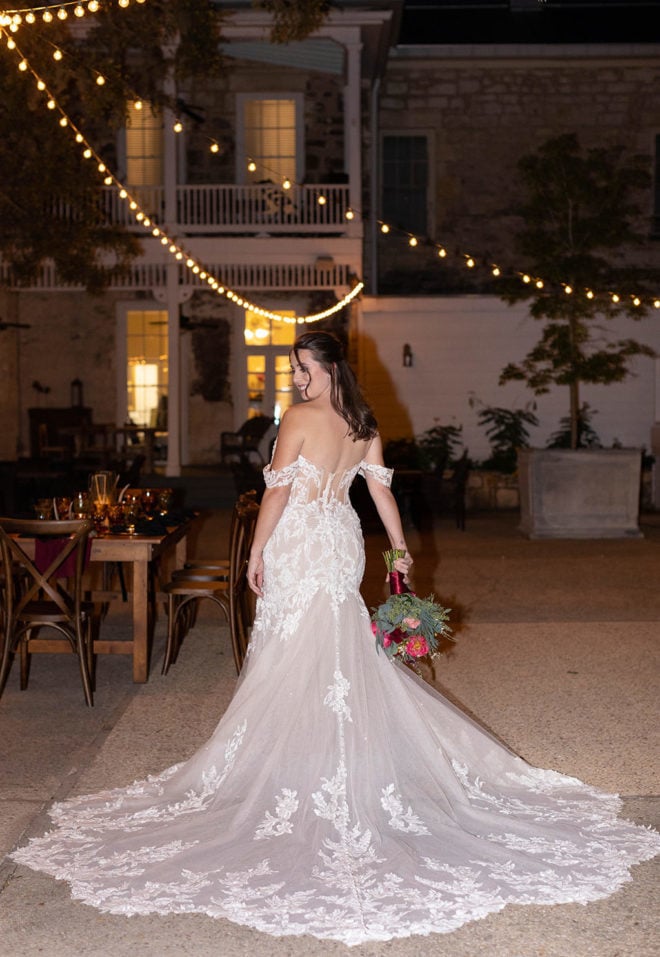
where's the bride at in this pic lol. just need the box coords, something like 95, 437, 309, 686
11, 330, 660, 946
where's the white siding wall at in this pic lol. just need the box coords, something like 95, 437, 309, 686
359, 296, 660, 462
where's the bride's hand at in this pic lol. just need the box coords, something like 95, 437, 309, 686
247, 552, 264, 597
392, 550, 413, 583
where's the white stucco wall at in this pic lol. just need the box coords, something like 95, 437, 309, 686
358, 296, 660, 462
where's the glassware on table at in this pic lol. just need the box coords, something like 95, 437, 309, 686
89, 471, 118, 506
33, 499, 53, 520
91, 501, 109, 532
54, 497, 72, 520
141, 488, 156, 515
157, 488, 174, 515
71, 491, 90, 519
107, 504, 125, 529
121, 501, 139, 535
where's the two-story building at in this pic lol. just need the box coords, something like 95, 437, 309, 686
1, 0, 659, 480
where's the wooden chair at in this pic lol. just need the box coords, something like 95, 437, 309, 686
220, 415, 274, 466
161, 495, 259, 676
0, 518, 95, 706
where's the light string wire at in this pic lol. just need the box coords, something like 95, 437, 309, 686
0, 1, 145, 26
246, 159, 660, 313
0, 27, 364, 324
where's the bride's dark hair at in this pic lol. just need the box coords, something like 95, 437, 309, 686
292, 330, 378, 440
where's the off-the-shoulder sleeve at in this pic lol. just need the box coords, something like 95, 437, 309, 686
263, 459, 299, 488
358, 462, 393, 487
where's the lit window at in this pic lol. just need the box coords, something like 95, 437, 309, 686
126, 310, 168, 428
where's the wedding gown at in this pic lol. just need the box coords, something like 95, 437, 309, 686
11, 456, 660, 946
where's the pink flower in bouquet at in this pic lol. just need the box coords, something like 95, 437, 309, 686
403, 616, 421, 630
405, 636, 429, 658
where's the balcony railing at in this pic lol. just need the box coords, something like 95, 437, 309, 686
99, 183, 353, 234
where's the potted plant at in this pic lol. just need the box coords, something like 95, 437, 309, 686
497, 134, 659, 538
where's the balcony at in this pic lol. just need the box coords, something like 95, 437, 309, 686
100, 183, 355, 235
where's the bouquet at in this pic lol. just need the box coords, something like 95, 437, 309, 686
371, 549, 452, 666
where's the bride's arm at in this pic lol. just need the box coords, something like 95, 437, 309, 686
247, 409, 304, 597
362, 435, 413, 577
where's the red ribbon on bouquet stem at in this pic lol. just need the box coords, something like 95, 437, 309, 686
388, 570, 411, 595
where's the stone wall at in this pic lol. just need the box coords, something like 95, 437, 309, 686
376, 53, 660, 292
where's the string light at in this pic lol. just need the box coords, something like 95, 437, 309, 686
3, 30, 655, 316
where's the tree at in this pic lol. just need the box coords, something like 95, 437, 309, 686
497, 133, 658, 449
0, 1, 327, 291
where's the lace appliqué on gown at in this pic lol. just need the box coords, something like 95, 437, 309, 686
10, 454, 660, 946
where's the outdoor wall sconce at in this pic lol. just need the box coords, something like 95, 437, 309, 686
402, 343, 414, 367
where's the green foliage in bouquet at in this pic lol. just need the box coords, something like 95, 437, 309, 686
371, 550, 452, 666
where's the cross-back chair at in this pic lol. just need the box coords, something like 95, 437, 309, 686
161, 494, 259, 676
0, 518, 95, 706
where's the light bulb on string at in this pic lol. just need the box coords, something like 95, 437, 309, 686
96, 74, 105, 86
466, 257, 475, 268
74, 6, 85, 17
247, 160, 257, 173
345, 208, 354, 220
564, 285, 573, 295
18, 58, 27, 70
380, 223, 390, 234
57, 8, 68, 21
586, 289, 594, 299
611, 293, 620, 303
210, 141, 219, 154
317, 195, 327, 206
43, 11, 53, 23
173, 120, 183, 133
535, 279, 544, 289
438, 247, 447, 258
492, 265, 500, 276
53, 49, 63, 61
26, 13, 36, 24
408, 236, 418, 247
282, 178, 291, 190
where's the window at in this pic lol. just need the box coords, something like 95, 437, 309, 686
125, 101, 163, 186
244, 310, 296, 425
126, 310, 168, 429
237, 95, 302, 184
382, 135, 429, 236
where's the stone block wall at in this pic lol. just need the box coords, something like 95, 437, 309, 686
376, 53, 660, 291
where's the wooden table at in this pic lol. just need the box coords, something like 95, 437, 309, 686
20, 522, 190, 683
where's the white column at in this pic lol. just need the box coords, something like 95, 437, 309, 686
162, 40, 181, 476
165, 263, 181, 477
344, 38, 363, 240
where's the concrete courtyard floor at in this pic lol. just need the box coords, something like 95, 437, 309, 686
0, 509, 658, 957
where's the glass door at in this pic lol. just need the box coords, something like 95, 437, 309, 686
244, 310, 297, 425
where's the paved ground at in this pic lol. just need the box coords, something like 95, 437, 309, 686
1, 510, 658, 957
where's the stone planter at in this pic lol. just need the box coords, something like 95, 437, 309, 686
517, 448, 643, 539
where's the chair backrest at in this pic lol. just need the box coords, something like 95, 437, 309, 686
238, 415, 273, 442
228, 498, 259, 667
0, 518, 93, 622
